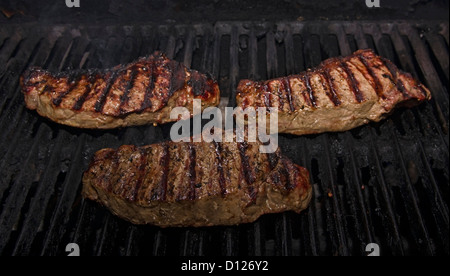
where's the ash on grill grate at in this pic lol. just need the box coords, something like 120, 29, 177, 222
0, 21, 448, 256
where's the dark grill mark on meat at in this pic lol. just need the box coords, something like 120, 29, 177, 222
169, 60, 187, 96
95, 70, 119, 112
93, 149, 116, 190
235, 49, 431, 136
82, 140, 312, 227
73, 73, 96, 110
187, 144, 197, 200
380, 58, 411, 99
157, 143, 170, 201
52, 74, 79, 106
396, 79, 410, 99
132, 148, 148, 201
214, 141, 227, 196
281, 158, 294, 190
282, 77, 295, 112
380, 58, 398, 83
318, 72, 340, 106
189, 71, 208, 97
303, 73, 317, 107
263, 84, 271, 108
119, 67, 138, 114
358, 54, 384, 99
238, 142, 257, 202
322, 70, 341, 106
22, 51, 220, 129
238, 142, 252, 184
276, 82, 285, 110
267, 151, 280, 170
340, 61, 364, 103
105, 151, 120, 193
141, 62, 156, 111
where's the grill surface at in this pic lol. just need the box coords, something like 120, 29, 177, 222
0, 21, 448, 256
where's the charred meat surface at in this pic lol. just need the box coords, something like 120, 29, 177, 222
236, 49, 431, 135
21, 51, 220, 129
82, 140, 311, 227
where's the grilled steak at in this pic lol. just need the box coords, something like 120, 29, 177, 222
21, 52, 220, 129
236, 49, 431, 135
82, 139, 311, 227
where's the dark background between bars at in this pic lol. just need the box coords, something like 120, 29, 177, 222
0, 0, 448, 256
0, 0, 449, 24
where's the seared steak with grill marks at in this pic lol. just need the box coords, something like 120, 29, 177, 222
236, 49, 431, 135
82, 140, 311, 227
21, 52, 220, 129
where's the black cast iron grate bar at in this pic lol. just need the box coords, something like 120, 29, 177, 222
0, 124, 47, 251
345, 132, 376, 245
402, 24, 449, 107
331, 24, 411, 256
298, 140, 320, 256
385, 26, 449, 151
368, 127, 405, 255
371, 25, 444, 254
382, 28, 450, 227
0, 46, 55, 202
425, 31, 449, 81
0, 36, 44, 141
389, 121, 435, 254
0, 37, 44, 169
0, 33, 75, 255
0, 37, 43, 115
342, 24, 409, 254
398, 25, 449, 137
0, 31, 23, 77
11, 130, 69, 256
0, 35, 68, 148
40, 133, 88, 255
27, 35, 92, 256
417, 138, 449, 225
366, 25, 431, 254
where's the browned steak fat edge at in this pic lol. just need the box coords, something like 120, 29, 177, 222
82, 140, 312, 227
21, 51, 220, 129
236, 49, 431, 136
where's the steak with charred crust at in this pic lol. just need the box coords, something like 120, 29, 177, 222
236, 49, 431, 135
21, 51, 220, 129
82, 139, 311, 227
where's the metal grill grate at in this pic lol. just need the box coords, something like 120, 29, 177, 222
0, 21, 448, 256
